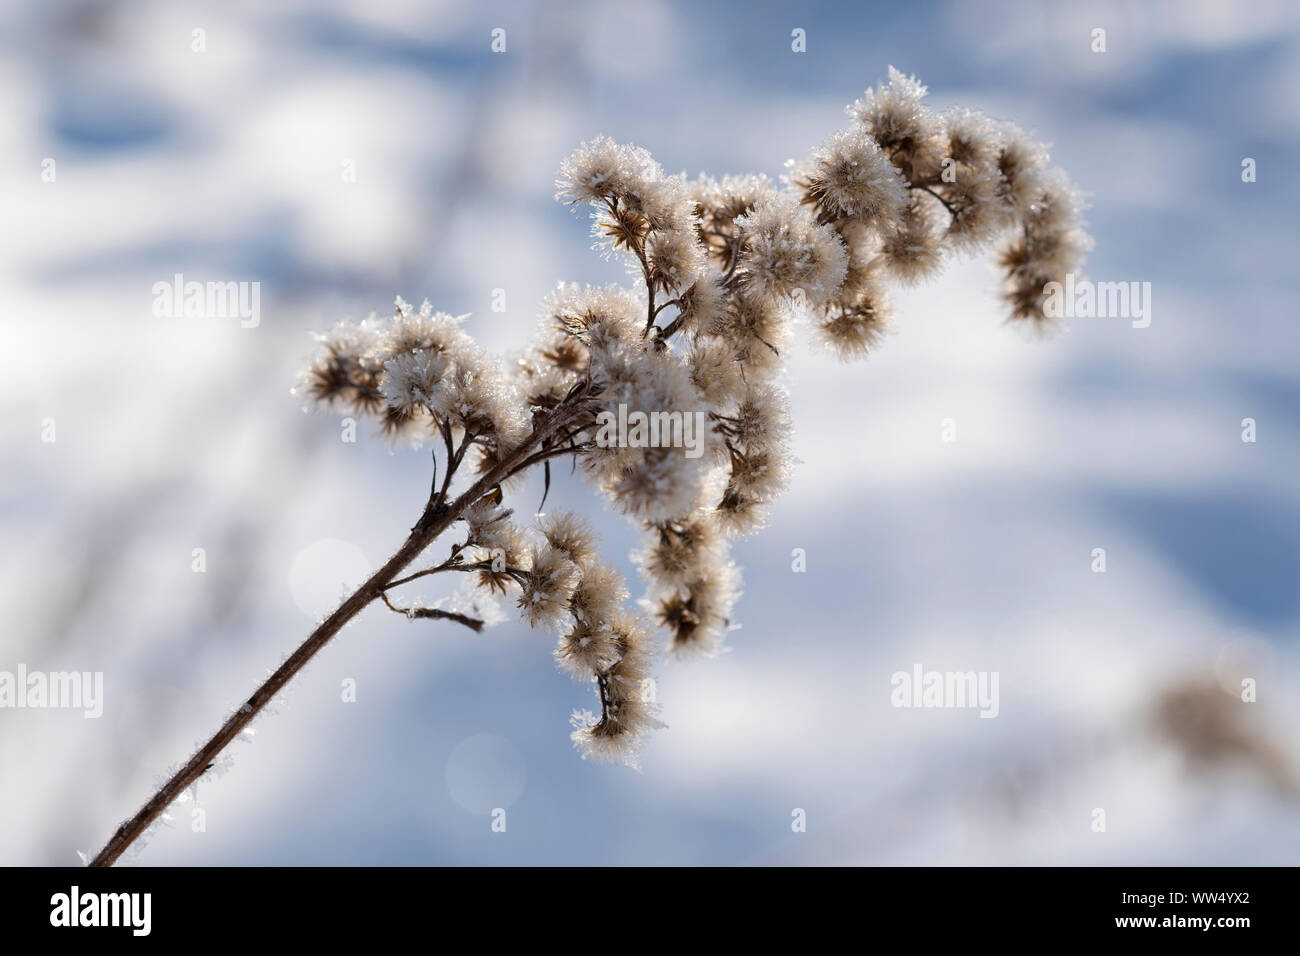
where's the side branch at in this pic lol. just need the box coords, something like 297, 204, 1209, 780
380, 592, 484, 632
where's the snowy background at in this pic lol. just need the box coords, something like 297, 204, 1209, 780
3, 0, 1299, 865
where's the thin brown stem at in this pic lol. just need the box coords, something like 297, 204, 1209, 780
659, 308, 695, 342
506, 440, 595, 479
88, 389, 588, 867
383, 553, 464, 591
652, 296, 682, 319
722, 236, 742, 284
603, 196, 658, 338
909, 183, 957, 219
380, 592, 484, 632
436, 420, 459, 503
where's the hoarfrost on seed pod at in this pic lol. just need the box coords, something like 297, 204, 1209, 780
295, 68, 1089, 766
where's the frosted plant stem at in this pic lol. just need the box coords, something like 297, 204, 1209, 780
88, 396, 584, 867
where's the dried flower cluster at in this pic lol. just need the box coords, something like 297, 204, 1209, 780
797, 67, 1092, 351
88, 69, 1090, 867
294, 68, 1089, 768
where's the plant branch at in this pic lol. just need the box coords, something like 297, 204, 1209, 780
380, 592, 484, 632
506, 439, 595, 480
909, 183, 957, 218
603, 196, 658, 339
87, 388, 588, 867
383, 553, 464, 591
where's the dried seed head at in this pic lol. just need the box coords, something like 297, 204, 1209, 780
537, 511, 598, 567
735, 193, 849, 308
795, 126, 910, 227
518, 545, 581, 631
847, 66, 945, 183
816, 295, 891, 362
